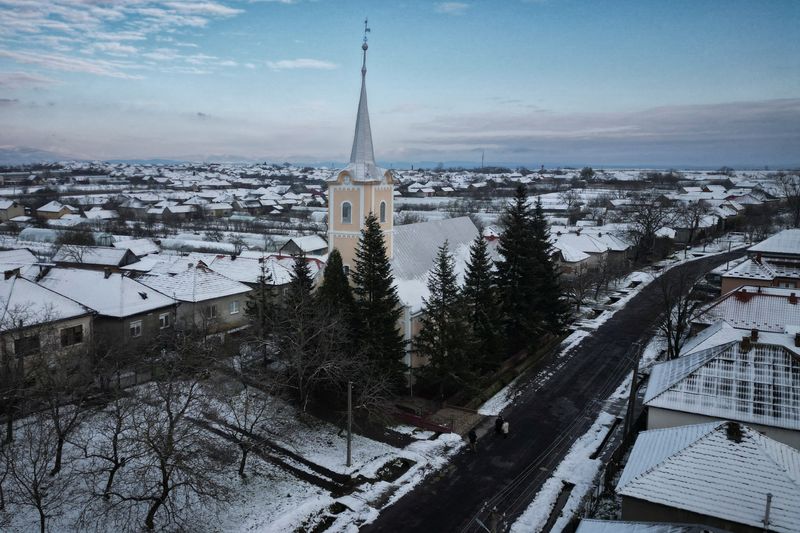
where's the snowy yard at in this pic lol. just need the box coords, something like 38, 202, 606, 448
1, 378, 463, 533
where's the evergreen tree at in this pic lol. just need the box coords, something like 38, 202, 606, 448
462, 234, 503, 372
530, 197, 568, 332
316, 249, 354, 316
287, 253, 314, 302
495, 185, 543, 353
351, 213, 406, 384
415, 242, 474, 398
245, 260, 274, 338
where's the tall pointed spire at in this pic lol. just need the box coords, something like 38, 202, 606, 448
349, 18, 375, 166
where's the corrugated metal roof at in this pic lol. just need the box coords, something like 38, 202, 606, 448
616, 422, 800, 533
645, 338, 800, 431
576, 519, 727, 533
697, 286, 800, 333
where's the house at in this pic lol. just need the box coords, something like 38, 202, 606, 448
0, 199, 25, 221
138, 263, 251, 334
693, 286, 800, 334
52, 245, 139, 271
0, 249, 40, 280
279, 235, 328, 257
644, 321, 800, 448
36, 200, 77, 220
720, 256, 800, 294
0, 275, 93, 365
112, 238, 159, 258
39, 268, 177, 353
616, 421, 800, 533
203, 203, 233, 217
747, 229, 800, 261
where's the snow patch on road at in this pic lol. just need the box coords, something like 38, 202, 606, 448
510, 376, 631, 533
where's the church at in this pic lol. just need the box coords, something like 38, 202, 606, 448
327, 29, 480, 372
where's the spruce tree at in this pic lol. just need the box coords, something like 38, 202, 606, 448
462, 234, 503, 372
351, 213, 405, 384
245, 260, 274, 338
415, 242, 473, 398
287, 253, 314, 301
530, 197, 568, 332
316, 249, 354, 314
495, 185, 543, 353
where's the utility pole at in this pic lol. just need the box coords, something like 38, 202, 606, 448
623, 342, 642, 438
346, 380, 353, 467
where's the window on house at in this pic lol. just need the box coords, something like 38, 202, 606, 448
229, 300, 239, 314
60, 325, 83, 347
379, 201, 386, 223
205, 305, 218, 319
342, 202, 352, 224
159, 313, 170, 329
14, 334, 40, 356
129, 320, 142, 338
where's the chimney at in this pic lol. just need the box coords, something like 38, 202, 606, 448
755, 252, 762, 264
726, 421, 742, 443
4, 269, 16, 280
795, 333, 800, 348
104, 267, 112, 279
790, 293, 798, 305
741, 336, 751, 352
750, 328, 759, 341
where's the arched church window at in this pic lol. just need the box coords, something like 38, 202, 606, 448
379, 201, 387, 223
342, 202, 352, 224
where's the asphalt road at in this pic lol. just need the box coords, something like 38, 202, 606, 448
362, 251, 743, 533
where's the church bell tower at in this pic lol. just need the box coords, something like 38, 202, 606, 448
327, 20, 394, 270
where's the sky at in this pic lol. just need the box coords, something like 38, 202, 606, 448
0, 0, 798, 168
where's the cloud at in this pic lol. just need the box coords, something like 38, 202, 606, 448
93, 42, 138, 56
0, 49, 141, 79
163, 2, 243, 17
0, 71, 58, 88
0, 98, 20, 106
399, 98, 800, 166
266, 58, 338, 71
435, 2, 470, 15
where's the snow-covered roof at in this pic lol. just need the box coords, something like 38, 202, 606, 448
645, 336, 800, 431
695, 286, 800, 333
552, 233, 609, 255
53, 245, 135, 267
281, 235, 328, 254
749, 229, 800, 257
391, 217, 478, 312
554, 242, 591, 263
39, 268, 175, 318
0, 249, 37, 265
0, 276, 90, 331
112, 238, 159, 257
575, 520, 727, 533
616, 421, 800, 533
0, 199, 19, 209
138, 264, 251, 302
723, 257, 800, 284
36, 200, 75, 213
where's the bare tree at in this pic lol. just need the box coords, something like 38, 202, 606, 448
202, 371, 279, 477
106, 379, 230, 531
657, 267, 704, 360
563, 263, 596, 313
622, 191, 677, 262
1, 416, 74, 533
776, 172, 800, 227
677, 200, 712, 252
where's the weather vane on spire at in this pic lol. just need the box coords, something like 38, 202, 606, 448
361, 17, 370, 76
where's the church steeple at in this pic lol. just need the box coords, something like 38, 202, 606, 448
350, 18, 375, 166
328, 19, 394, 266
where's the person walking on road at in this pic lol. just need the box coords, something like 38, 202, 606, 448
501, 420, 509, 438
468, 429, 477, 452
494, 416, 504, 436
